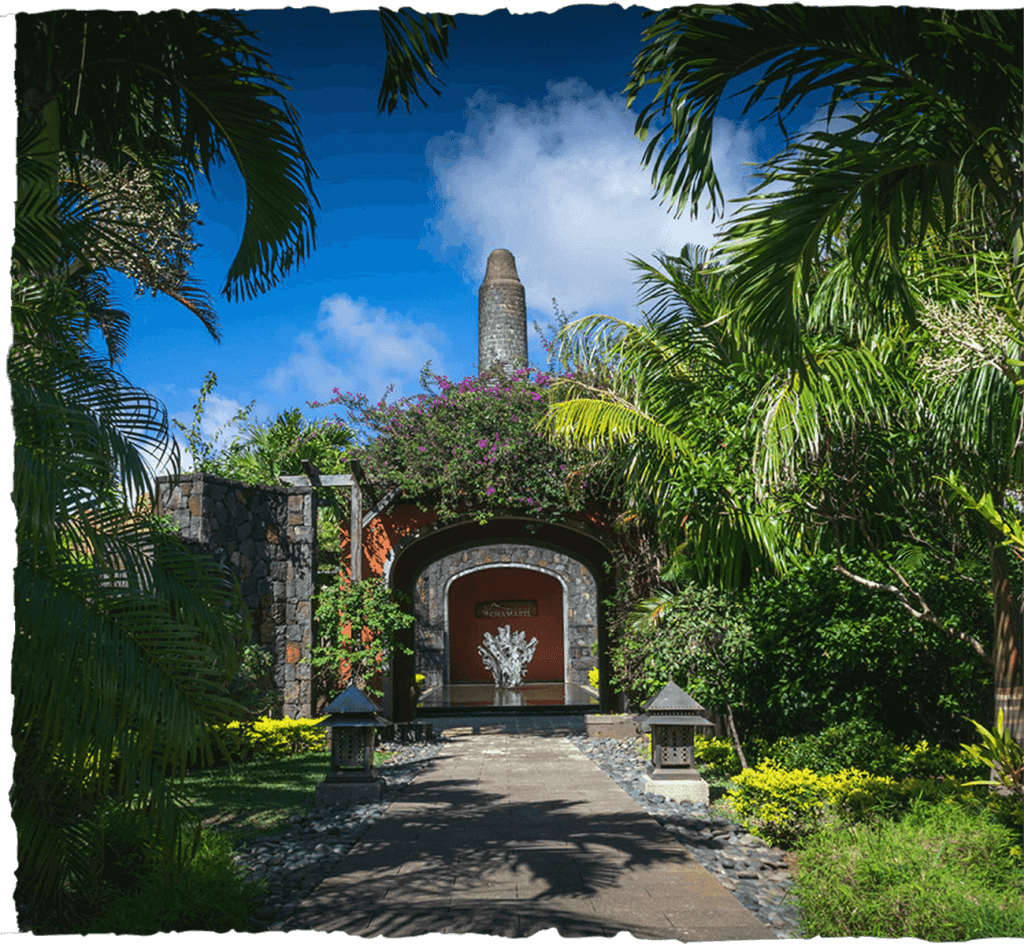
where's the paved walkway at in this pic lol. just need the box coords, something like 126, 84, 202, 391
293, 722, 771, 940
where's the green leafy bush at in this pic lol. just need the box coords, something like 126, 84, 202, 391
607, 553, 993, 749
765, 718, 900, 774
311, 574, 414, 701
762, 719, 986, 781
226, 642, 278, 719
740, 552, 993, 745
889, 738, 986, 781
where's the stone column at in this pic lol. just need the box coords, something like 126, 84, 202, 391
478, 248, 527, 371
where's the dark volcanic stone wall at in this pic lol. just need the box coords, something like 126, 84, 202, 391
156, 472, 317, 718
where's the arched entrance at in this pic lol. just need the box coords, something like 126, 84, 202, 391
448, 567, 564, 683
384, 515, 616, 719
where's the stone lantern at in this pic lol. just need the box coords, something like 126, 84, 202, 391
313, 683, 388, 808
637, 681, 714, 804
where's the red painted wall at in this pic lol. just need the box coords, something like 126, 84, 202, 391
448, 568, 563, 683
339, 504, 438, 579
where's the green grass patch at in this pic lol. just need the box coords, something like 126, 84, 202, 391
794, 799, 1024, 940
183, 748, 395, 842
183, 751, 332, 841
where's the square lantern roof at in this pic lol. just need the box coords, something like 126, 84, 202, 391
638, 681, 712, 732
641, 681, 707, 714
319, 683, 388, 727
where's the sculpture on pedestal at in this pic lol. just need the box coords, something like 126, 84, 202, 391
479, 623, 538, 690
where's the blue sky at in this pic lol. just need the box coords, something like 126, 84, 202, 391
92, 2, 819, 469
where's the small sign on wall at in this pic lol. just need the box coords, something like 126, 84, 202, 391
475, 600, 537, 619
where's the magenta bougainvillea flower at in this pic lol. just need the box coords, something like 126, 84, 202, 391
322, 365, 591, 524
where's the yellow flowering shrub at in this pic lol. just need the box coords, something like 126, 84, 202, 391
209, 717, 328, 764
890, 738, 985, 780
729, 760, 829, 846
694, 735, 741, 778
730, 756, 995, 848
588, 667, 600, 689
728, 760, 899, 846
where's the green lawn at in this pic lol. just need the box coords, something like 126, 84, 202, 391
183, 749, 395, 843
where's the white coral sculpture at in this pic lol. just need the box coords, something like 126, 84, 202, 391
478, 624, 538, 689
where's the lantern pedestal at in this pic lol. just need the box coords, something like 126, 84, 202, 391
641, 767, 710, 805
314, 778, 384, 808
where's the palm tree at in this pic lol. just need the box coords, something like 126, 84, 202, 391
624, 5, 1023, 740
544, 247, 792, 589
11, 10, 326, 925
218, 408, 354, 486
626, 6, 1022, 363
548, 248, 1010, 734
10, 277, 247, 924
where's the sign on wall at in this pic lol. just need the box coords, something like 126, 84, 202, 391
475, 600, 537, 619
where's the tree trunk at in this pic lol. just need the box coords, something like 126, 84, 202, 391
989, 524, 1023, 745
725, 703, 749, 770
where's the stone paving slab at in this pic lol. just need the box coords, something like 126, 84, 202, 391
292, 731, 772, 940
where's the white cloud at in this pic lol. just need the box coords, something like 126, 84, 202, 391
422, 79, 761, 321
264, 294, 447, 403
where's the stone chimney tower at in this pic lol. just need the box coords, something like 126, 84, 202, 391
478, 248, 527, 371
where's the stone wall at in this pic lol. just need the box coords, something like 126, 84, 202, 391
411, 543, 599, 691
155, 472, 317, 718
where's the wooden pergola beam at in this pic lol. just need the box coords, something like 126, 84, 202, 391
278, 465, 401, 584
278, 474, 354, 487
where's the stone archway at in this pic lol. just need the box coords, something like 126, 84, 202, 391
409, 542, 599, 695
384, 514, 615, 719
447, 566, 565, 684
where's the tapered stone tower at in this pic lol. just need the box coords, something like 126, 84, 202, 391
478, 248, 527, 371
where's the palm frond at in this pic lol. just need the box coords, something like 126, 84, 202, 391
754, 338, 914, 489
377, 8, 456, 114
17, 10, 320, 303
11, 267, 244, 917
626, 6, 1023, 365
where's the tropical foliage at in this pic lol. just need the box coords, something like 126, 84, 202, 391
639, 6, 1023, 738
12, 9, 323, 926
612, 584, 753, 767
626, 6, 1022, 363
173, 370, 352, 487
543, 5, 1024, 739
311, 575, 415, 703
960, 711, 1024, 798
377, 8, 457, 114
545, 246, 789, 588
10, 293, 248, 925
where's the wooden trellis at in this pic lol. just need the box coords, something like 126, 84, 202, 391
279, 459, 399, 583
